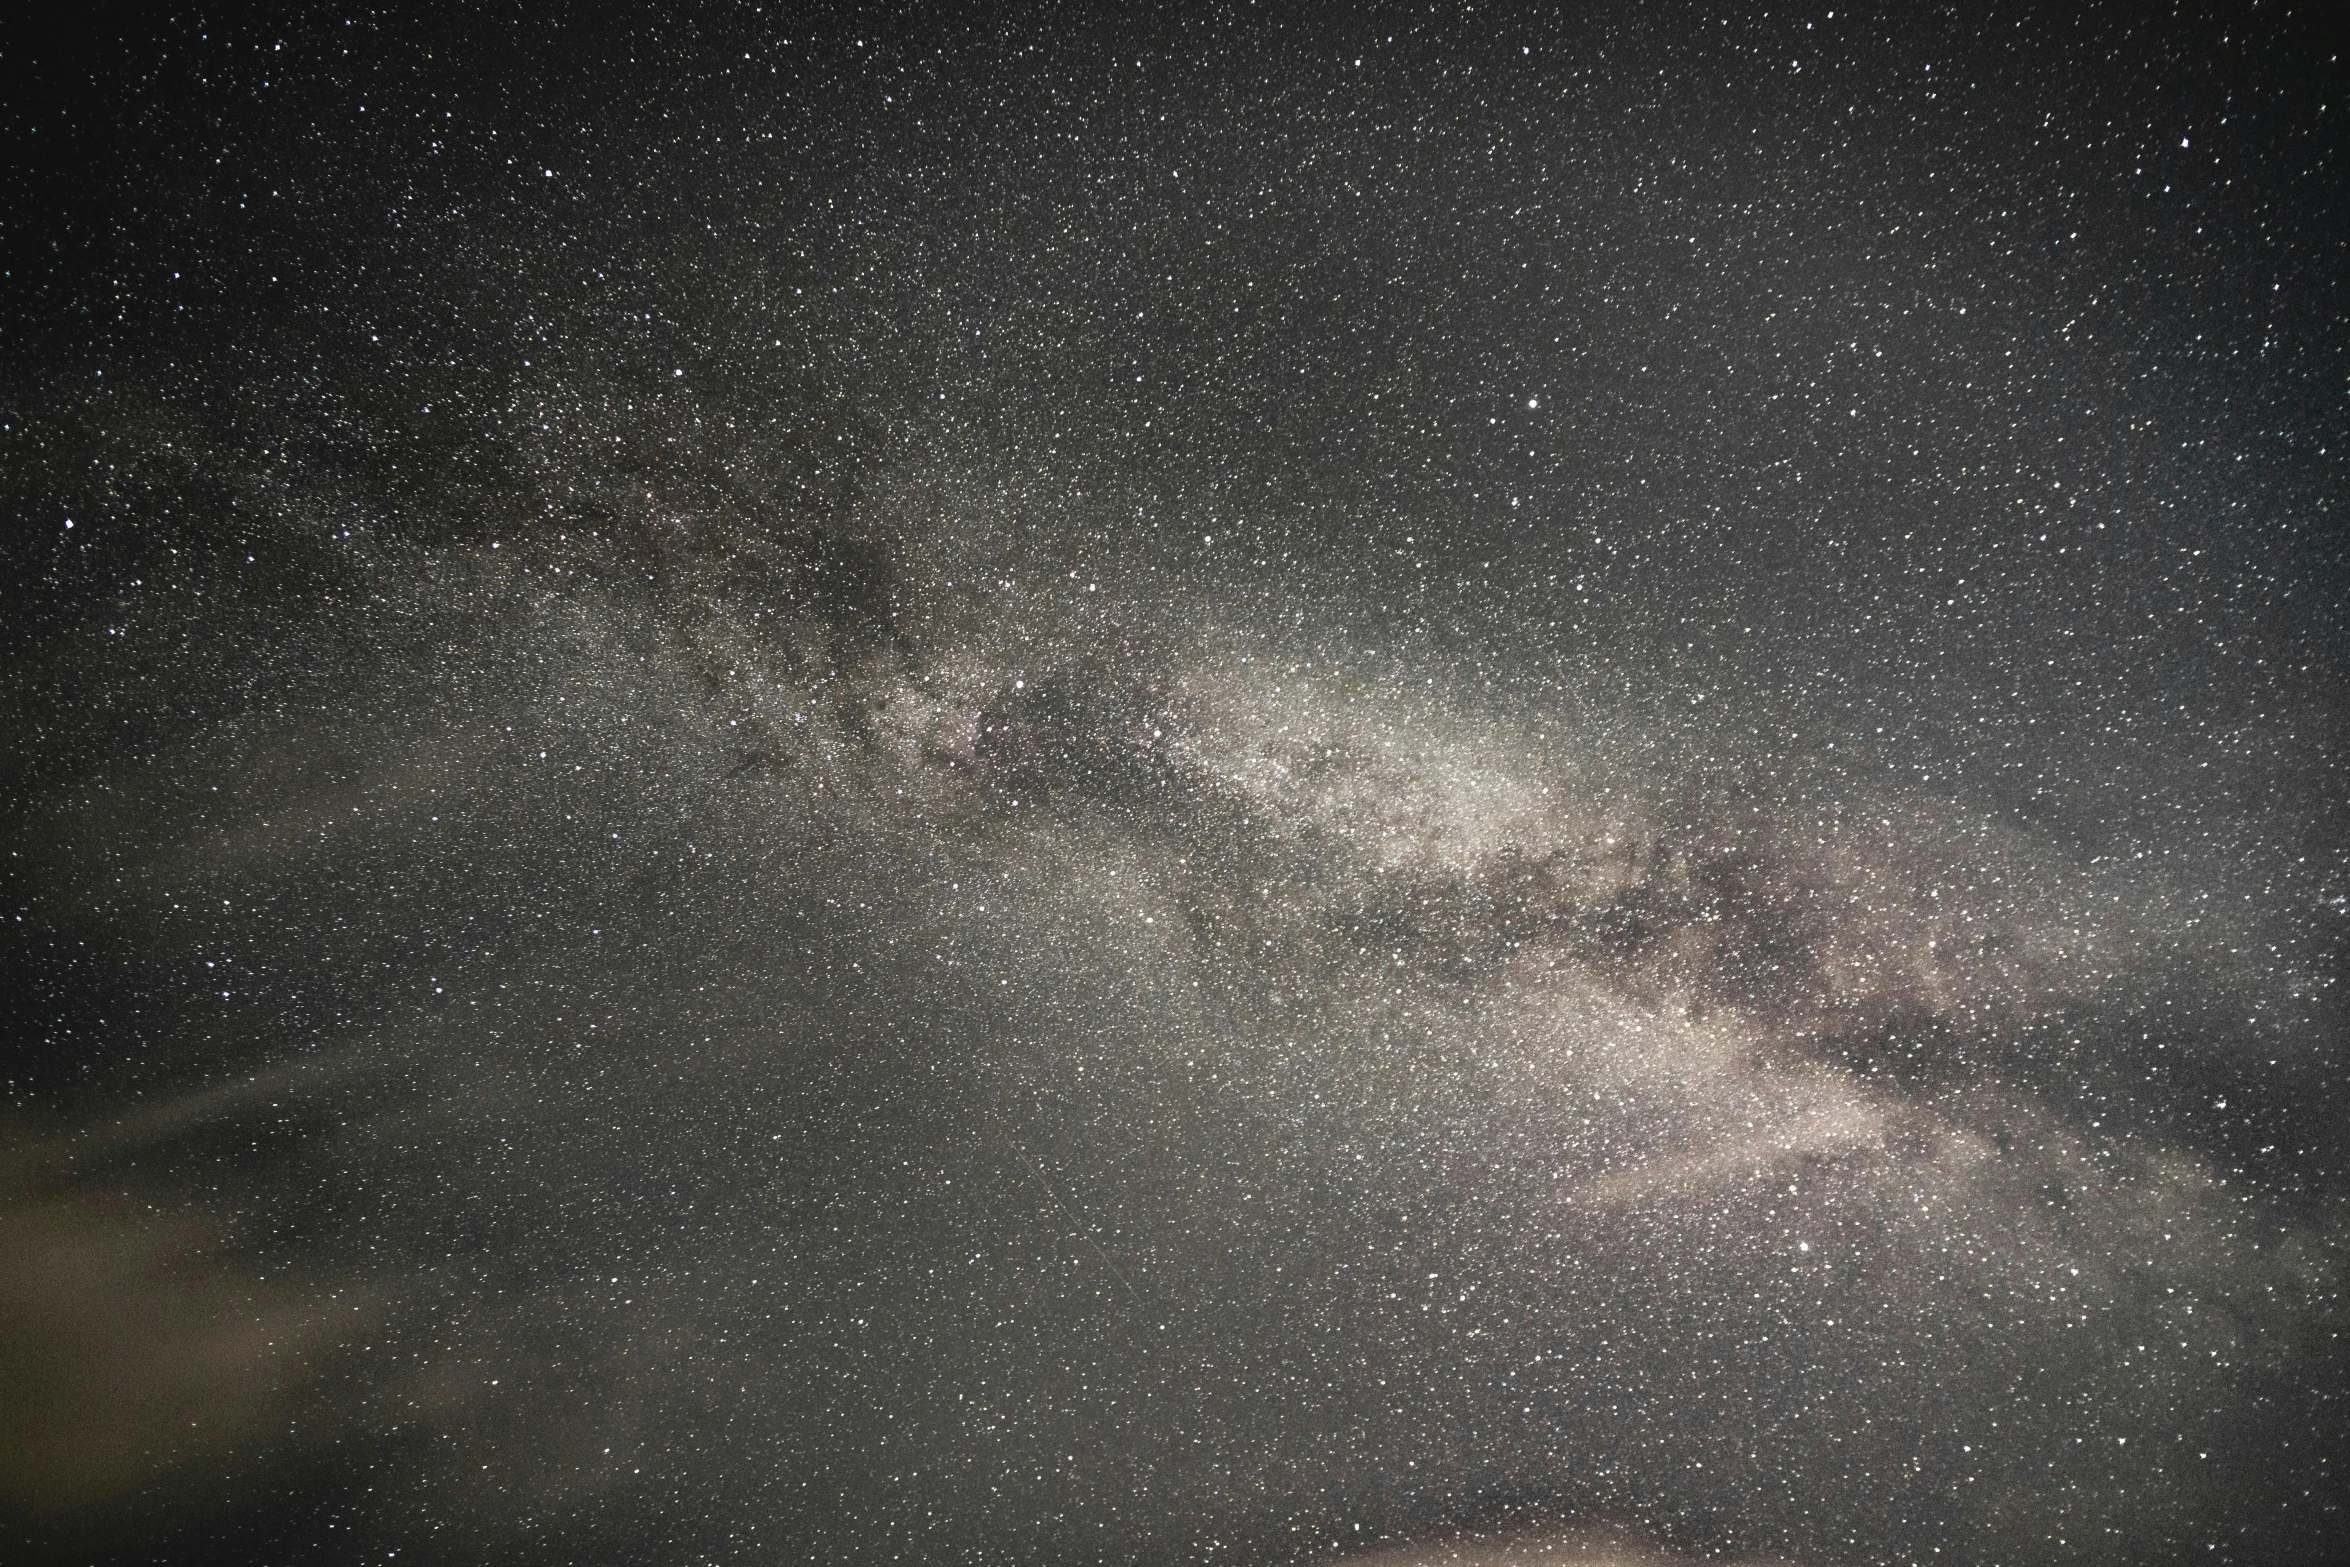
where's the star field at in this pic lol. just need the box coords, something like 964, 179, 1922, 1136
3, 5, 2346, 1565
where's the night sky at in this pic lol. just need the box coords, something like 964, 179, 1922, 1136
5, 4, 2347, 1564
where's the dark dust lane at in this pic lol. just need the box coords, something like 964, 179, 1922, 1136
4, 5, 2345, 1564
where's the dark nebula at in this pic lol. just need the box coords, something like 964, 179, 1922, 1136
4, 5, 2346, 1564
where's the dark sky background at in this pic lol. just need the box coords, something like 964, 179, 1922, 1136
4, 3, 2347, 1564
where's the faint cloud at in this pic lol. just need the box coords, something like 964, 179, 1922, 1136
0, 1121, 347, 1518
